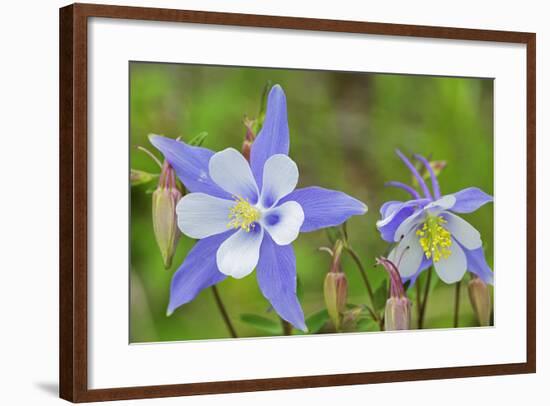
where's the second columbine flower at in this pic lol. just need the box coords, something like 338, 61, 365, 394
377, 150, 494, 285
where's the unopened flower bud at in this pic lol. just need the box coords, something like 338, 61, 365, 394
468, 276, 492, 326
130, 169, 155, 186
324, 240, 348, 331
385, 296, 412, 331
341, 306, 364, 332
242, 117, 256, 162
152, 161, 183, 269
413, 159, 447, 188
376, 257, 411, 331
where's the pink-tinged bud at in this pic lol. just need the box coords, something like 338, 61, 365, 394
324, 240, 348, 331
413, 159, 447, 187
242, 117, 256, 162
376, 257, 411, 331
384, 296, 412, 331
468, 276, 492, 326
341, 306, 365, 331
429, 160, 447, 176
152, 161, 183, 269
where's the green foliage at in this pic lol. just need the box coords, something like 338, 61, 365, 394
240, 314, 282, 335
356, 318, 379, 332
188, 131, 208, 146
305, 309, 329, 333
372, 282, 388, 312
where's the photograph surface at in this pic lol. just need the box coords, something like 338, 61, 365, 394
129, 62, 494, 343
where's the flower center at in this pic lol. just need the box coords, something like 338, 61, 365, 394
416, 215, 452, 262
227, 196, 260, 232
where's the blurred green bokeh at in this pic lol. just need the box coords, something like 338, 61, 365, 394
129, 62, 494, 343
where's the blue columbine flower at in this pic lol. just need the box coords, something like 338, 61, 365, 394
150, 85, 367, 331
376, 150, 493, 285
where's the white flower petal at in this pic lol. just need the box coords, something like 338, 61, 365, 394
443, 212, 482, 250
425, 195, 456, 213
262, 201, 305, 245
393, 210, 425, 242
434, 238, 467, 283
209, 148, 259, 202
216, 227, 264, 279
176, 193, 234, 239
388, 229, 424, 278
260, 154, 299, 208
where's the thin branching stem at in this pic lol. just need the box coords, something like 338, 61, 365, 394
136, 145, 163, 168
418, 267, 433, 329
211, 285, 237, 338
280, 318, 292, 336
453, 280, 462, 328
415, 278, 422, 328
364, 304, 379, 323
344, 246, 381, 327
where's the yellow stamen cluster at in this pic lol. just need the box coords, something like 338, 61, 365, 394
227, 196, 260, 232
416, 215, 452, 262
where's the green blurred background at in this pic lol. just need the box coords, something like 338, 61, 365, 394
129, 62, 494, 343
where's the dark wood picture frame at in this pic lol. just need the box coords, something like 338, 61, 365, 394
59, 3, 536, 402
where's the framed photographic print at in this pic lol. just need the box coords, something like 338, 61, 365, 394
59, 3, 536, 402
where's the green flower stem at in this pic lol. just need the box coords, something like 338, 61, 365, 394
415, 280, 422, 328
280, 318, 292, 336
136, 145, 163, 168
364, 305, 379, 323
211, 285, 238, 338
418, 267, 433, 329
453, 280, 462, 328
345, 246, 382, 327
